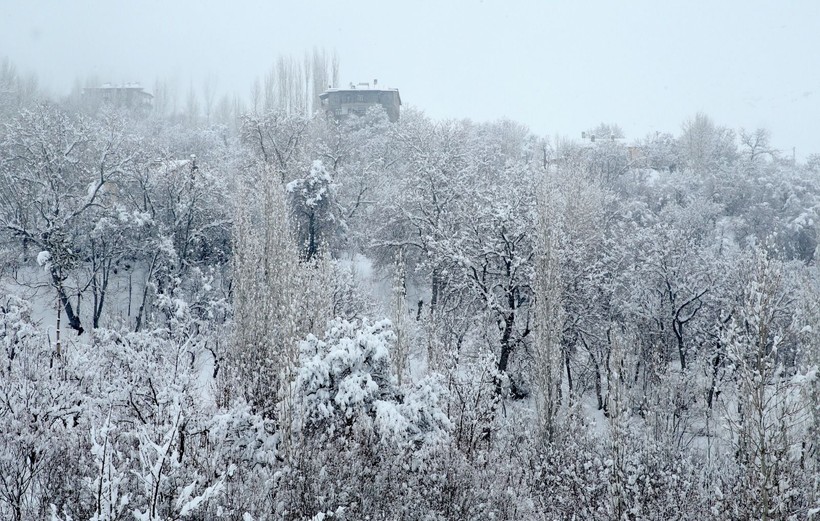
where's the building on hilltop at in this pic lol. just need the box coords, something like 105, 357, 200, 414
319, 80, 401, 122
82, 83, 153, 112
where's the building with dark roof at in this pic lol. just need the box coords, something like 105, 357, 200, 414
319, 81, 401, 122
82, 83, 153, 112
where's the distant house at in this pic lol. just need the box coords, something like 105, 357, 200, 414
319, 80, 401, 122
82, 83, 153, 112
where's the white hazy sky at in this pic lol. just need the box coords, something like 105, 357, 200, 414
2, 0, 819, 156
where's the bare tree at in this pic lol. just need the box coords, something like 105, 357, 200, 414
739, 127, 778, 163
0, 105, 136, 335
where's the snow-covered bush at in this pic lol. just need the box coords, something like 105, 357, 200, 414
0, 296, 37, 365
283, 317, 452, 519
0, 299, 91, 520
292, 317, 449, 444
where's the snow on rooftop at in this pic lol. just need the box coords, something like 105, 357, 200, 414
322, 87, 400, 93
92, 82, 146, 90
322, 80, 399, 93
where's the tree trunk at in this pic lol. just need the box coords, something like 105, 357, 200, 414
673, 319, 686, 370
92, 258, 111, 329
135, 252, 159, 333
51, 270, 84, 335
430, 268, 440, 315
306, 211, 317, 261
497, 313, 515, 378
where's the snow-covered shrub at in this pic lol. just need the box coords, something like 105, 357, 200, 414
0, 298, 92, 520
292, 317, 449, 442
84, 326, 244, 520
0, 295, 37, 369
527, 409, 714, 520
282, 317, 452, 519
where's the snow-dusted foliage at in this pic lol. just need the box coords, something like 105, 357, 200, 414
286, 159, 338, 261
0, 294, 271, 520
280, 318, 454, 518
2, 72, 820, 519
0, 302, 85, 520
292, 317, 450, 446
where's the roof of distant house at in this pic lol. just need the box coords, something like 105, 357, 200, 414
83, 83, 153, 97
319, 85, 401, 105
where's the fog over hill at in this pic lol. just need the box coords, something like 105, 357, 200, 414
2, 0, 819, 156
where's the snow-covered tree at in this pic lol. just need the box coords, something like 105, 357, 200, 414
0, 104, 141, 334
286, 159, 337, 260
285, 317, 451, 518
721, 250, 814, 519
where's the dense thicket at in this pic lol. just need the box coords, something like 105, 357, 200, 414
1, 62, 819, 520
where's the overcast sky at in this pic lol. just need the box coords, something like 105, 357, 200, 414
2, 0, 819, 157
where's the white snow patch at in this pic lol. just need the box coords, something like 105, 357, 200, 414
36, 250, 51, 267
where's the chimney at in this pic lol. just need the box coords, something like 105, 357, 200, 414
374, 78, 378, 87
